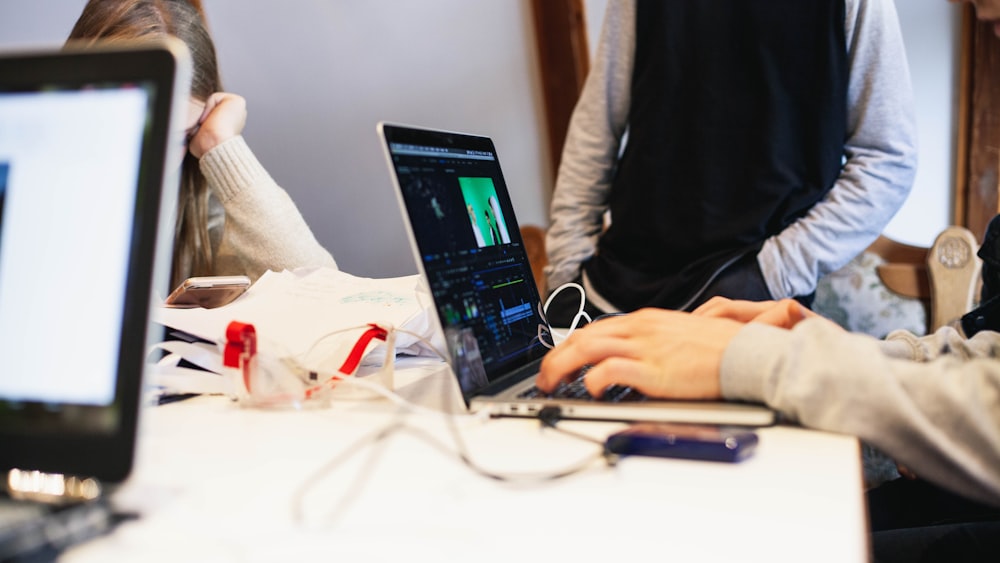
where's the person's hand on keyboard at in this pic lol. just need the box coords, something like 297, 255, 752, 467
691, 297, 817, 329
535, 308, 741, 400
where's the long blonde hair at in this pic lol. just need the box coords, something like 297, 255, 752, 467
67, 0, 221, 288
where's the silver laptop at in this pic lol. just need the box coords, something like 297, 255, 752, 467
378, 122, 775, 426
0, 40, 190, 560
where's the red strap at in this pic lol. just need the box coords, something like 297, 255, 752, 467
224, 321, 257, 367
224, 321, 257, 392
338, 324, 388, 375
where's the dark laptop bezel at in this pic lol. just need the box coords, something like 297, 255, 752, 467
0, 42, 189, 484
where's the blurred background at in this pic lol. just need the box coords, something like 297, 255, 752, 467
0, 0, 961, 279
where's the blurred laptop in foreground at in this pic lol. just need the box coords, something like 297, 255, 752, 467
0, 39, 190, 561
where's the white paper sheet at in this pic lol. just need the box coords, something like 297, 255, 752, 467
151, 268, 444, 381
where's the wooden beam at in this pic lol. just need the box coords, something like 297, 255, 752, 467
962, 7, 1000, 240
530, 0, 590, 187
953, 5, 973, 227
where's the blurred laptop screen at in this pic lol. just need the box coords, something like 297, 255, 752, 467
0, 86, 149, 407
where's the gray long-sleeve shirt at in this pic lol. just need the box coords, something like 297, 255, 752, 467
723, 319, 1000, 506
545, 0, 917, 302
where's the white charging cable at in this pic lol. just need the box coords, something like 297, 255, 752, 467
539, 282, 592, 348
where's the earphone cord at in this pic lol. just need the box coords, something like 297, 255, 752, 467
302, 327, 612, 477
538, 281, 592, 348
288, 327, 614, 524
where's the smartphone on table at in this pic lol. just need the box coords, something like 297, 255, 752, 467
605, 422, 759, 463
164, 275, 251, 309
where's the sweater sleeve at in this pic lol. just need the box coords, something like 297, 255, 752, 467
543, 0, 635, 291
721, 319, 1000, 506
756, 0, 918, 299
199, 135, 337, 281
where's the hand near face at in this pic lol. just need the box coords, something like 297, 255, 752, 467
188, 92, 248, 159
692, 297, 817, 329
535, 308, 743, 400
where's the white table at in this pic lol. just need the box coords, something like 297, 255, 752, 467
64, 360, 868, 562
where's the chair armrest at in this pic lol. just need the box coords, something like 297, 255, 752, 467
875, 263, 930, 300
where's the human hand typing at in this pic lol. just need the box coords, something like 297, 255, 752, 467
536, 308, 742, 400
188, 92, 247, 159
692, 297, 817, 329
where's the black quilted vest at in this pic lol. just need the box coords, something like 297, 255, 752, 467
585, 0, 848, 310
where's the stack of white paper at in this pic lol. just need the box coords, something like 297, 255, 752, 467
148, 267, 444, 397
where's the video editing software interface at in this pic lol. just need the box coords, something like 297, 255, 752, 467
388, 131, 547, 393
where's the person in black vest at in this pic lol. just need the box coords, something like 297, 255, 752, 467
543, 0, 917, 327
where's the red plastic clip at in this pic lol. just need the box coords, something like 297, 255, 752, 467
338, 324, 388, 375
224, 321, 257, 392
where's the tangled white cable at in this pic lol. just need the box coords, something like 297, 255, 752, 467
538, 282, 592, 348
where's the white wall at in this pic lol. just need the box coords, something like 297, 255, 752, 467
0, 0, 965, 280
0, 0, 551, 279
891, 0, 963, 246
202, 1, 551, 278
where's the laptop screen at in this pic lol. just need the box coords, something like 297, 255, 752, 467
0, 42, 189, 483
0, 87, 147, 410
380, 124, 548, 398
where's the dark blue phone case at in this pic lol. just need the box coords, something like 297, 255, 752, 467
605, 423, 758, 463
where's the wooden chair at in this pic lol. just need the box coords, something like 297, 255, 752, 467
871, 226, 982, 332
520, 224, 548, 295
926, 226, 982, 330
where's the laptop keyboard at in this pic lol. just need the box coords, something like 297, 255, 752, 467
518, 366, 647, 403
0, 496, 115, 559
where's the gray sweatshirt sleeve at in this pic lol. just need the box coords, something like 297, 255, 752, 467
757, 0, 918, 299
721, 319, 1000, 506
543, 0, 634, 291
200, 135, 337, 281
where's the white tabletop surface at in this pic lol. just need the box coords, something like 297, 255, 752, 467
63, 359, 868, 563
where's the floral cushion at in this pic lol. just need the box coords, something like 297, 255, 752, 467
813, 252, 928, 338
